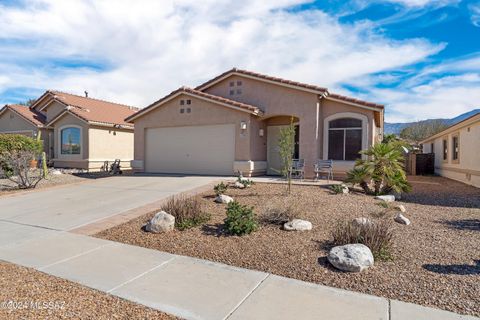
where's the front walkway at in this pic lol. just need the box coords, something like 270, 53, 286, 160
0, 223, 476, 320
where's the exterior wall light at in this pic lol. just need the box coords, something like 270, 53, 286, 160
240, 121, 247, 130
259, 129, 264, 137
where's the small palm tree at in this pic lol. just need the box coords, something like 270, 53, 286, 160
346, 141, 411, 195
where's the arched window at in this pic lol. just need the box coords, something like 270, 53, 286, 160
61, 127, 81, 155
328, 118, 362, 161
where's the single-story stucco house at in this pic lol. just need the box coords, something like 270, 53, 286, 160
126, 68, 385, 178
0, 104, 49, 154
1, 90, 139, 171
421, 112, 480, 188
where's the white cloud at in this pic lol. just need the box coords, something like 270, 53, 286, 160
469, 2, 480, 27
0, 0, 473, 123
381, 0, 460, 8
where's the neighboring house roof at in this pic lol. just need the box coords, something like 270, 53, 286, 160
0, 104, 46, 127
195, 68, 328, 95
126, 86, 262, 122
35, 90, 138, 128
420, 112, 480, 144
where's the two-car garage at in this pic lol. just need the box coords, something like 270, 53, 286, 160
144, 124, 235, 175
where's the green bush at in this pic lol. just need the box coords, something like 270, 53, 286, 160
161, 195, 210, 231
224, 201, 258, 235
329, 184, 345, 194
0, 134, 42, 154
331, 219, 394, 261
237, 175, 255, 187
213, 182, 228, 196
0, 134, 44, 189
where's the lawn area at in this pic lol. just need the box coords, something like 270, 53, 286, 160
96, 176, 480, 317
0, 262, 177, 320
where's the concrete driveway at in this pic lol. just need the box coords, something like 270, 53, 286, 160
0, 175, 219, 231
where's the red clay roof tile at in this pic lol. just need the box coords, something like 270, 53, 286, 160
3, 104, 46, 127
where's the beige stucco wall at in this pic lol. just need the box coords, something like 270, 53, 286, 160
423, 119, 480, 188
88, 126, 134, 161
45, 101, 66, 123
205, 75, 379, 176
205, 76, 320, 176
0, 109, 37, 134
132, 94, 254, 168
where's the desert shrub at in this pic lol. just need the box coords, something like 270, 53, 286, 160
213, 182, 228, 196
238, 177, 255, 188
161, 195, 210, 230
224, 201, 258, 235
345, 141, 412, 195
260, 197, 300, 225
329, 184, 345, 194
0, 134, 43, 189
331, 219, 394, 261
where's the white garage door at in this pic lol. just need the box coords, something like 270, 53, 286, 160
145, 124, 235, 175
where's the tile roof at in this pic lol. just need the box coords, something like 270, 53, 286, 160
45, 90, 139, 127
2, 104, 46, 127
195, 68, 328, 94
126, 86, 262, 122
327, 93, 384, 109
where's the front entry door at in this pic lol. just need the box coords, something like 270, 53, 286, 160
267, 125, 287, 175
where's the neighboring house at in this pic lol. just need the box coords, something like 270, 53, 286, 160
126, 68, 384, 178
24, 90, 138, 170
0, 104, 49, 154
421, 112, 480, 188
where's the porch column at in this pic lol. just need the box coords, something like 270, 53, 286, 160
299, 111, 320, 179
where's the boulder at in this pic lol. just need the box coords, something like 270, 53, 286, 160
234, 181, 245, 189
284, 219, 312, 231
215, 194, 234, 204
341, 184, 349, 194
327, 244, 374, 272
145, 211, 175, 233
394, 204, 406, 213
352, 217, 373, 228
375, 195, 395, 202
394, 213, 411, 225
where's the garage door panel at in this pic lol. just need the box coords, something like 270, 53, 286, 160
145, 124, 235, 175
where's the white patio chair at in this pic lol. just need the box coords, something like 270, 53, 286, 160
290, 159, 305, 180
314, 159, 333, 182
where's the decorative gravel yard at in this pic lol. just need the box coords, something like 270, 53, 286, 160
96, 176, 480, 317
0, 262, 177, 320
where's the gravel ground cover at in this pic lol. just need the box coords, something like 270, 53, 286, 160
0, 170, 130, 196
97, 176, 480, 317
0, 262, 177, 320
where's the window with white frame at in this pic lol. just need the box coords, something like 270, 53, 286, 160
328, 118, 362, 161
60, 127, 81, 155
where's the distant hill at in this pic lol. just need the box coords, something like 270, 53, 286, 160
385, 109, 480, 135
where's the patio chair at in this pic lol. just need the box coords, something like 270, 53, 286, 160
290, 159, 305, 180
109, 159, 123, 175
314, 159, 333, 182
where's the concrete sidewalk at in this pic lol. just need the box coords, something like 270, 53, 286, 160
0, 223, 477, 320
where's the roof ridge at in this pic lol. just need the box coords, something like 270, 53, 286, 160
48, 90, 140, 110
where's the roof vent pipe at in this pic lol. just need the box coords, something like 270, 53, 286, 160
84, 91, 88, 98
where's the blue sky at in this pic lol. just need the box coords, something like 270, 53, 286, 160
0, 0, 479, 122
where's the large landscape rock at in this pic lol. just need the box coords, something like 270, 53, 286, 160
352, 217, 373, 228
341, 184, 349, 194
327, 244, 374, 272
145, 211, 175, 233
375, 195, 395, 202
394, 213, 411, 225
215, 194, 234, 204
234, 181, 245, 189
284, 219, 312, 231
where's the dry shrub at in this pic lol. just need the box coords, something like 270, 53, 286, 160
331, 219, 394, 261
260, 197, 301, 225
161, 195, 210, 230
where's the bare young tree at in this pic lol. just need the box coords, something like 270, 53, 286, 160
278, 118, 296, 195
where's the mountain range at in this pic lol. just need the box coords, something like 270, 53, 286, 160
384, 109, 480, 135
